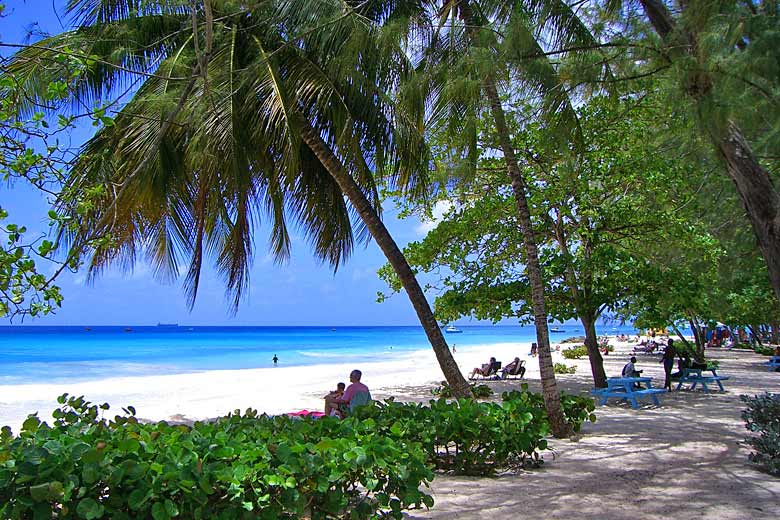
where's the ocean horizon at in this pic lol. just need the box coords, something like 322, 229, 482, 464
0, 324, 640, 385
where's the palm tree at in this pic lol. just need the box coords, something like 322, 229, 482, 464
397, 0, 611, 436
8, 0, 471, 395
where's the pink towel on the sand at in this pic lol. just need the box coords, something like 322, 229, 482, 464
287, 410, 325, 418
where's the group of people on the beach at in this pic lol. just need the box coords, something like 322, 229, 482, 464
623, 338, 703, 391
469, 356, 526, 380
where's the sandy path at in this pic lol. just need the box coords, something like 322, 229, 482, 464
404, 343, 780, 519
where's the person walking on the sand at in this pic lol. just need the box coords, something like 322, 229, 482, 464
272, 354, 278, 366
661, 339, 676, 391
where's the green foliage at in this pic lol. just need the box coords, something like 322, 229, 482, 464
356, 387, 595, 475
432, 381, 492, 399
562, 345, 588, 359
741, 393, 780, 477
553, 363, 576, 374
754, 345, 776, 356
0, 394, 434, 519
501, 388, 597, 434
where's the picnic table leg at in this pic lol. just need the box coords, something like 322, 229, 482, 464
629, 396, 639, 409
700, 380, 709, 392
651, 394, 660, 405
716, 379, 725, 391
676, 380, 683, 391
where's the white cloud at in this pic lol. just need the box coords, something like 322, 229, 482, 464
415, 200, 453, 236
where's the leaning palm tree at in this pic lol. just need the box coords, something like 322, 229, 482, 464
394, 0, 610, 436
8, 0, 471, 395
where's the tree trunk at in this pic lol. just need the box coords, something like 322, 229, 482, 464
639, 0, 780, 304
687, 316, 706, 362
714, 123, 780, 304
298, 120, 471, 398
582, 315, 607, 388
483, 79, 569, 437
551, 209, 607, 388
456, 0, 569, 437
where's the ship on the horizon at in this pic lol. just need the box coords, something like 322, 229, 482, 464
157, 323, 179, 328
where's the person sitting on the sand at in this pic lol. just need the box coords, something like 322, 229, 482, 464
323, 382, 346, 417
529, 343, 538, 357
470, 357, 497, 378
334, 369, 372, 415
501, 357, 523, 379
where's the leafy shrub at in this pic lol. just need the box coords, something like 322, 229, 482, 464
706, 360, 720, 370
562, 345, 588, 359
356, 386, 594, 475
553, 362, 576, 374
732, 343, 753, 350
741, 393, 780, 476
502, 386, 597, 434
432, 382, 493, 399
754, 345, 776, 356
0, 394, 433, 519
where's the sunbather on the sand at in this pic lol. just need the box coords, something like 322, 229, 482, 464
470, 357, 496, 378
501, 357, 522, 379
323, 382, 346, 417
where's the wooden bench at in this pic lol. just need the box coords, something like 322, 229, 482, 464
676, 368, 730, 392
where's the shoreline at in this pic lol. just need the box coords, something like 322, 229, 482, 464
1, 339, 552, 431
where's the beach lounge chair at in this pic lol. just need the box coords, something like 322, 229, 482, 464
501, 359, 526, 380
470, 360, 501, 380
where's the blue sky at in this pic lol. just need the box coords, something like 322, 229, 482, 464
0, 1, 458, 326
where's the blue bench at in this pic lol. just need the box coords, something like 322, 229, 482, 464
592, 377, 666, 409
765, 356, 780, 372
676, 368, 730, 392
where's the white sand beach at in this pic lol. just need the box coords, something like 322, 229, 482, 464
2, 337, 779, 519
0, 339, 539, 429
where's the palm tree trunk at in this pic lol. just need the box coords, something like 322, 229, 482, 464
298, 120, 471, 398
483, 79, 569, 437
639, 0, 780, 304
454, 0, 569, 437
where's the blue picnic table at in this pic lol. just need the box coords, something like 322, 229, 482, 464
676, 367, 730, 392
592, 377, 666, 409
765, 356, 780, 372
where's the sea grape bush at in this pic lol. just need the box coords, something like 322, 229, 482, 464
431, 381, 492, 398
753, 345, 775, 356
356, 386, 596, 475
553, 362, 576, 374
561, 346, 588, 359
0, 389, 597, 517
741, 393, 780, 476
0, 394, 433, 519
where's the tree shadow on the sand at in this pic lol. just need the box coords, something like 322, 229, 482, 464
404, 348, 780, 519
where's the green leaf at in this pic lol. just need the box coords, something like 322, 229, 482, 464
151, 502, 170, 520
76, 498, 103, 519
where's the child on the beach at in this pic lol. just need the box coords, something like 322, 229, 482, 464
324, 382, 346, 417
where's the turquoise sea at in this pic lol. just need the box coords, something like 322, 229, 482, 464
0, 324, 639, 385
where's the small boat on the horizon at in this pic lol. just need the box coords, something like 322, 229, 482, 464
550, 327, 565, 333
445, 325, 463, 333
157, 323, 178, 328
123, 327, 133, 332
84, 327, 92, 332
